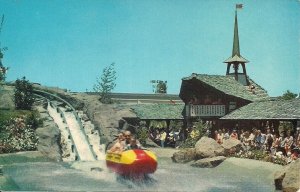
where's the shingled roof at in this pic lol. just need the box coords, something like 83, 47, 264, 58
221, 99, 300, 120
182, 74, 269, 102
130, 104, 184, 120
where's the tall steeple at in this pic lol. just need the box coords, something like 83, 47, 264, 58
224, 9, 249, 86
232, 10, 240, 57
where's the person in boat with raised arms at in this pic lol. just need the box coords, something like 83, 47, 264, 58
124, 137, 143, 150
107, 133, 125, 154
121, 130, 141, 149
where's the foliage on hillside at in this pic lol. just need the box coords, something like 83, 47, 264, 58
179, 120, 207, 148
0, 110, 42, 153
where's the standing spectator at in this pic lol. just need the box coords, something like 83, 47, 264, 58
190, 126, 200, 139
294, 127, 300, 148
155, 129, 161, 145
160, 129, 167, 148
239, 129, 245, 142
265, 128, 274, 152
242, 131, 251, 151
255, 130, 266, 150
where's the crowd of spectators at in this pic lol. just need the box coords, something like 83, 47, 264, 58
213, 126, 300, 163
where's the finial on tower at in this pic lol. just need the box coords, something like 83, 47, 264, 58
224, 4, 250, 86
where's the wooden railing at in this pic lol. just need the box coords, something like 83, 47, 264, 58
186, 104, 226, 117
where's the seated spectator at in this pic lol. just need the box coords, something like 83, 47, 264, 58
230, 130, 238, 140
284, 130, 294, 155
271, 133, 280, 155
214, 130, 222, 144
278, 132, 286, 156
223, 128, 230, 140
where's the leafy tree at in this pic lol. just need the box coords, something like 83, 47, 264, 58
151, 80, 167, 94
156, 81, 167, 93
0, 50, 9, 83
279, 90, 298, 100
93, 63, 116, 104
14, 77, 34, 110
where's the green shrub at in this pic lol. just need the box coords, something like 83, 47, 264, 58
14, 77, 34, 110
179, 120, 206, 148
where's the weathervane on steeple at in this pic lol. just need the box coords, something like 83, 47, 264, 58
224, 4, 250, 86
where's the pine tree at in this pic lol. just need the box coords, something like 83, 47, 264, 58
93, 63, 116, 104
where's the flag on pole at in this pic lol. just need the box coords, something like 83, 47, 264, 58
236, 4, 243, 9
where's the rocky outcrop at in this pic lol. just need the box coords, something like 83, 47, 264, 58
190, 156, 226, 168
274, 159, 300, 192
195, 137, 225, 158
221, 138, 242, 156
0, 85, 14, 110
36, 124, 62, 162
172, 148, 197, 163
35, 106, 62, 162
82, 97, 137, 144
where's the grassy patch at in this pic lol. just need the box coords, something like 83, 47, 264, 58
0, 109, 33, 124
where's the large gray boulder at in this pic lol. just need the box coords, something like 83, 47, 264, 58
274, 159, 300, 192
190, 156, 226, 168
282, 159, 300, 192
171, 148, 197, 163
221, 138, 242, 156
195, 137, 225, 158
36, 122, 62, 162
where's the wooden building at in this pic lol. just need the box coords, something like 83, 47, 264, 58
220, 99, 300, 133
179, 10, 269, 128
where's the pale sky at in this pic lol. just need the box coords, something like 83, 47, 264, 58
0, 0, 299, 96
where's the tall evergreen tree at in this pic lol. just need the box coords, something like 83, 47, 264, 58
93, 63, 116, 104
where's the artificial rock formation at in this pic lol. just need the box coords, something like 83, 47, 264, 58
274, 159, 300, 192
195, 136, 225, 158
190, 156, 226, 168
221, 138, 242, 156
171, 148, 197, 163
